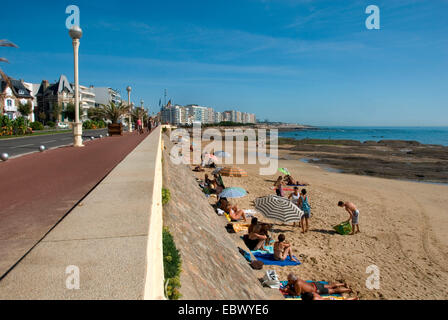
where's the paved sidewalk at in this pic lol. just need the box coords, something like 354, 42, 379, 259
0, 128, 161, 300
0, 132, 149, 279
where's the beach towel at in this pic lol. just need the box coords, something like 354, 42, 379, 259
252, 252, 301, 266
233, 223, 250, 233
334, 221, 352, 235
271, 186, 306, 192
224, 212, 232, 222
243, 209, 257, 218
217, 208, 225, 216
251, 245, 274, 255
279, 281, 344, 300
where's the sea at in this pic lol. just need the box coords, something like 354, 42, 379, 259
279, 126, 448, 147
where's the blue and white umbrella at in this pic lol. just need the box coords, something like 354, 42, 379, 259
219, 187, 247, 199
215, 151, 231, 158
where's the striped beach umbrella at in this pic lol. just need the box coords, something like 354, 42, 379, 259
219, 187, 247, 199
255, 195, 303, 223
220, 167, 248, 177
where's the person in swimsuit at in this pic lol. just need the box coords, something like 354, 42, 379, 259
244, 218, 269, 251
288, 187, 301, 228
286, 273, 351, 296
338, 201, 360, 235
274, 176, 285, 197
274, 234, 299, 262
301, 292, 358, 301
298, 189, 311, 234
227, 204, 247, 222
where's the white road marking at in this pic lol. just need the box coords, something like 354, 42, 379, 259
42, 140, 57, 144
10, 144, 34, 149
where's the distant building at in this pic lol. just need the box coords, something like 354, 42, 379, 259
36, 75, 74, 122
78, 85, 96, 121
92, 87, 122, 107
0, 76, 35, 120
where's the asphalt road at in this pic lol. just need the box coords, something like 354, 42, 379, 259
0, 129, 108, 158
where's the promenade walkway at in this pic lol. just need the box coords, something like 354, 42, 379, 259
0, 130, 163, 299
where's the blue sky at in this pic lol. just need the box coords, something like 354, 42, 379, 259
1, 0, 447, 126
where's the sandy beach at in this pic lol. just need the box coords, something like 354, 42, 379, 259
190, 141, 448, 300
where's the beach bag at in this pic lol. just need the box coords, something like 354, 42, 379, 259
301, 196, 311, 213
262, 270, 280, 289
250, 260, 264, 270
333, 221, 352, 235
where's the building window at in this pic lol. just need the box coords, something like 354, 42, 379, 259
18, 90, 25, 95
7, 100, 12, 107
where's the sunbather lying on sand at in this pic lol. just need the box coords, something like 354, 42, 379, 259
227, 204, 247, 222
286, 273, 352, 296
274, 234, 299, 262
301, 292, 358, 301
284, 175, 308, 186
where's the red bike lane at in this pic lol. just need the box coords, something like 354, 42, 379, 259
0, 132, 150, 279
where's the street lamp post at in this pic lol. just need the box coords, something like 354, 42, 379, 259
69, 26, 84, 147
126, 86, 133, 133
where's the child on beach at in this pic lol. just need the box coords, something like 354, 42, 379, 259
274, 234, 299, 262
298, 189, 311, 233
338, 201, 360, 235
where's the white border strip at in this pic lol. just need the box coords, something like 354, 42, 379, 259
143, 126, 166, 300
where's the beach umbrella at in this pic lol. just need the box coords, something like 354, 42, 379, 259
219, 187, 247, 199
255, 195, 303, 223
212, 167, 224, 175
220, 167, 248, 178
215, 151, 231, 158
278, 168, 290, 176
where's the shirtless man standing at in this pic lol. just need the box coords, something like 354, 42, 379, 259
285, 273, 351, 296
338, 201, 360, 235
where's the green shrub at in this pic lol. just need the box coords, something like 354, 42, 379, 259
162, 188, 171, 205
47, 121, 56, 128
12, 117, 27, 135
83, 120, 93, 130
163, 227, 182, 300
30, 121, 44, 131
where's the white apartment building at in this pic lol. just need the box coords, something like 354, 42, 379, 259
79, 85, 96, 121
92, 87, 122, 107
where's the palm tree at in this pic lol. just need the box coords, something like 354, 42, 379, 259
131, 107, 148, 123
0, 40, 18, 88
100, 102, 128, 124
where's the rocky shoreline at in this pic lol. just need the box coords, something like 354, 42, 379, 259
279, 138, 448, 184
